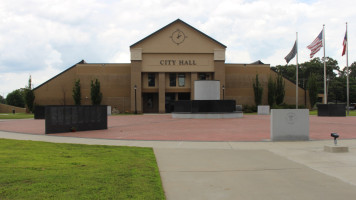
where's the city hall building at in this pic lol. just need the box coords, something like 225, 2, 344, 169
34, 19, 308, 113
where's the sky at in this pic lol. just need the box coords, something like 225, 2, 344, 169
1, 0, 355, 97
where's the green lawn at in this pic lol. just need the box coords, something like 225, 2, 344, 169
0, 139, 165, 200
0, 113, 34, 119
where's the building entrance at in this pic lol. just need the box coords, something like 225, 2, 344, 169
143, 93, 158, 113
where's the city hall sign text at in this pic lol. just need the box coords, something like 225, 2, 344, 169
160, 60, 197, 66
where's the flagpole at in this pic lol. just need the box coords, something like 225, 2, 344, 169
346, 22, 349, 115
323, 24, 327, 104
296, 32, 299, 109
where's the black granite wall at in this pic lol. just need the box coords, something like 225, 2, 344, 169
174, 100, 236, 113
34, 106, 45, 119
45, 105, 107, 134
317, 104, 346, 116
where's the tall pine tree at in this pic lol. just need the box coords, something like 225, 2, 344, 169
253, 74, 263, 106
91, 79, 102, 105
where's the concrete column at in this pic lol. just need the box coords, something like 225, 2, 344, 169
158, 72, 166, 113
214, 61, 226, 100
191, 72, 198, 100
131, 61, 142, 113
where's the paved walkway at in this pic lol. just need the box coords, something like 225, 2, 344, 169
2, 131, 356, 199
2, 115, 356, 199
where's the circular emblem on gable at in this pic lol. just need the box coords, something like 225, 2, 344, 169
170, 29, 186, 45
285, 112, 297, 124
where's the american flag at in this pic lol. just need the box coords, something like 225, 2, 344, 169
342, 31, 347, 56
307, 30, 323, 58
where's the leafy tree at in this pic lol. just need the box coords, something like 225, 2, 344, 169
343, 61, 356, 79
267, 75, 276, 106
24, 76, 35, 112
328, 77, 345, 104
349, 77, 356, 104
90, 79, 102, 105
308, 73, 319, 109
0, 95, 6, 104
271, 64, 297, 83
252, 74, 263, 106
6, 89, 25, 107
72, 79, 81, 105
275, 73, 285, 105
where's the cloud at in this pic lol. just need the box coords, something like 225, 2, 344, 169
0, 0, 356, 96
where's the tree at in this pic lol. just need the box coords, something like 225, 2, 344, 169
271, 64, 296, 83
308, 73, 318, 109
349, 77, 356, 104
275, 73, 285, 105
267, 75, 276, 106
72, 79, 81, 105
328, 77, 345, 104
6, 89, 25, 107
90, 79, 102, 105
346, 61, 356, 79
24, 76, 35, 112
0, 95, 6, 104
253, 74, 263, 106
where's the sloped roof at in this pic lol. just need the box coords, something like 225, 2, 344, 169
130, 19, 227, 48
250, 60, 265, 65
33, 60, 86, 91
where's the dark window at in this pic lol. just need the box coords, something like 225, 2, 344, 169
199, 73, 207, 80
178, 73, 185, 87
148, 73, 155, 87
169, 73, 176, 87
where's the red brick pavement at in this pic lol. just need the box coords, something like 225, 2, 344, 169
0, 115, 355, 141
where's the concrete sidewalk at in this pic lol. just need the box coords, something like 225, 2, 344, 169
1, 131, 356, 199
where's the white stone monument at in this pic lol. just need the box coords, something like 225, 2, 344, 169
258, 105, 270, 115
194, 80, 220, 100
107, 106, 112, 116
270, 109, 309, 141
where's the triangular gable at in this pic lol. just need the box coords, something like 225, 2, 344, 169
130, 19, 226, 52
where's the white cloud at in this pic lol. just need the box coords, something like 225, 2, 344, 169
0, 0, 356, 96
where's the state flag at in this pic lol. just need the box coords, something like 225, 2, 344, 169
342, 31, 347, 56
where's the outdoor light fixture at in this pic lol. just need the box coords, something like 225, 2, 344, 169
134, 85, 137, 114
222, 85, 225, 100
331, 133, 339, 145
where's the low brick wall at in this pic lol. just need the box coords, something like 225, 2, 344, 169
0, 103, 26, 113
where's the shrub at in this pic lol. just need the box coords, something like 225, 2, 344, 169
275, 73, 285, 105
72, 79, 81, 105
253, 74, 263, 106
91, 79, 102, 105
243, 105, 257, 113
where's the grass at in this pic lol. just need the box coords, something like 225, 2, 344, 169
0, 139, 165, 200
0, 113, 34, 119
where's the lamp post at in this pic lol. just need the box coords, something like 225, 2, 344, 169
134, 85, 137, 114
222, 85, 225, 100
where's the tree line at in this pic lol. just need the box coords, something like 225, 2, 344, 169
0, 77, 35, 112
271, 57, 356, 106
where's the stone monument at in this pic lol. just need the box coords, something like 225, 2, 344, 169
270, 109, 309, 141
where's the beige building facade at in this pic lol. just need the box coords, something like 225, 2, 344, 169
34, 19, 309, 113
